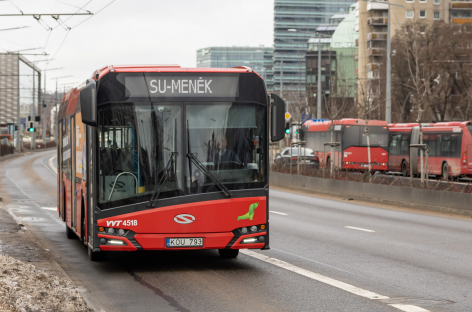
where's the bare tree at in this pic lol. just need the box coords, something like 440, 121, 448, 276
356, 78, 384, 182
391, 20, 472, 123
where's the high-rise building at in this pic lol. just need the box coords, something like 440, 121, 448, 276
196, 46, 274, 90
0, 53, 41, 148
273, 0, 355, 97
306, 5, 358, 119
356, 0, 472, 96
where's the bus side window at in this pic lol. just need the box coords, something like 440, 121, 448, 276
400, 135, 410, 154
389, 134, 399, 155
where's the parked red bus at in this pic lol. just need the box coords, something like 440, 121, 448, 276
388, 123, 431, 175
301, 119, 389, 171
388, 121, 472, 178
57, 64, 286, 261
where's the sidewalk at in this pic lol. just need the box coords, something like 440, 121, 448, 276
0, 157, 92, 311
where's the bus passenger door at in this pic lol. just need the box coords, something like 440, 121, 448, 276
71, 116, 76, 230
63, 118, 72, 226
58, 121, 63, 219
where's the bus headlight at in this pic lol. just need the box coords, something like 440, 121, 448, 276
242, 237, 258, 243
250, 226, 257, 232
107, 228, 115, 234
117, 229, 125, 236
241, 227, 248, 234
108, 240, 124, 245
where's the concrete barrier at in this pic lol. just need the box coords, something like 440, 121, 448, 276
269, 172, 472, 217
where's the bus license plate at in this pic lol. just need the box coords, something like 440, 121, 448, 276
166, 238, 203, 248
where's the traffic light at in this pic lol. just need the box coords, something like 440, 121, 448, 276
285, 122, 290, 134
28, 122, 34, 132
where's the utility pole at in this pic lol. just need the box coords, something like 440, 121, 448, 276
42, 100, 46, 144
317, 32, 322, 119
31, 69, 35, 150
280, 55, 284, 100
386, 5, 392, 124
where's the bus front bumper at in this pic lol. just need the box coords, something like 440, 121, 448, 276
98, 231, 267, 251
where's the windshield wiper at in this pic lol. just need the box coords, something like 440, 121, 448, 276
186, 152, 232, 198
147, 152, 179, 208
186, 119, 231, 198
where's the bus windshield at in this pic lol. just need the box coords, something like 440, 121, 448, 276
342, 125, 389, 150
98, 102, 267, 208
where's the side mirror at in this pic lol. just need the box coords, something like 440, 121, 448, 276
80, 79, 97, 126
270, 93, 286, 142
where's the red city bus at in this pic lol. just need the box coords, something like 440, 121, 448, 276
387, 123, 432, 175
57, 65, 286, 261
301, 119, 389, 171
388, 122, 472, 178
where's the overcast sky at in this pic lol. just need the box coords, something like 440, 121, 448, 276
0, 0, 274, 93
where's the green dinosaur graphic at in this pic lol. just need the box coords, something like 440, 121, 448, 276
237, 202, 259, 221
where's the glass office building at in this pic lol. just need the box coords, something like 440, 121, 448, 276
196, 46, 274, 90
273, 0, 355, 95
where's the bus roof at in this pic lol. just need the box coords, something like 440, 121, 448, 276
304, 119, 388, 132
91, 64, 260, 81
423, 125, 463, 132
434, 121, 471, 127
58, 65, 263, 120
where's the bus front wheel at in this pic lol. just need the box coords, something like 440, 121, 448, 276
218, 249, 239, 259
442, 163, 449, 180
65, 224, 75, 239
88, 247, 106, 261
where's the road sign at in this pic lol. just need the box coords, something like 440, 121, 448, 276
301, 114, 312, 122
285, 112, 291, 121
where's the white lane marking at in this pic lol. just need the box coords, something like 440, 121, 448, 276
42, 207, 57, 211
240, 250, 430, 312
270, 211, 288, 215
345, 226, 375, 233
47, 155, 57, 174
241, 249, 387, 300
389, 305, 429, 312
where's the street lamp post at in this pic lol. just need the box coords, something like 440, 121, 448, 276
361, 0, 403, 123
318, 32, 322, 120
386, 4, 392, 124
314, 32, 332, 120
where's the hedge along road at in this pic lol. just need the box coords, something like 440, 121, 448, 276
1, 151, 468, 311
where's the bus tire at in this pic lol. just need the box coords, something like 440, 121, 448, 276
65, 223, 75, 239
81, 198, 86, 244
401, 161, 408, 177
88, 247, 106, 262
442, 163, 449, 180
64, 201, 76, 239
218, 249, 239, 259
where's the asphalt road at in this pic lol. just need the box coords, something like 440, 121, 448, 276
0, 150, 471, 311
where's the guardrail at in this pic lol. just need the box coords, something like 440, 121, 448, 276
270, 172, 472, 217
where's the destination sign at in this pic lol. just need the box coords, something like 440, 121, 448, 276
124, 74, 239, 98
